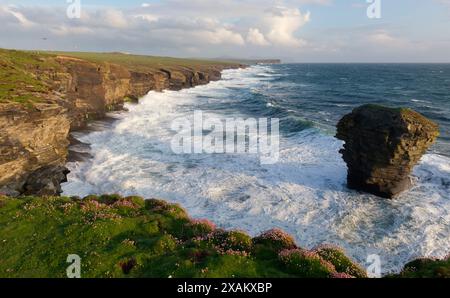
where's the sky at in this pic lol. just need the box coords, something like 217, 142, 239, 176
0, 0, 449, 62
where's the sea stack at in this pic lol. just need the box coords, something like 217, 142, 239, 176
336, 104, 439, 198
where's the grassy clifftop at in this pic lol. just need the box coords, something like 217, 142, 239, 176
1, 195, 448, 278
0, 49, 57, 106
0, 195, 368, 278
0, 48, 238, 107
44, 51, 237, 72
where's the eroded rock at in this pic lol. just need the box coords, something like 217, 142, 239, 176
336, 104, 439, 198
22, 166, 70, 196
0, 50, 244, 196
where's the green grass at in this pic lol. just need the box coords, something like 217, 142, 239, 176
43, 51, 237, 72
0, 49, 59, 106
0, 48, 239, 107
0, 195, 367, 278
1, 194, 447, 278
389, 258, 450, 278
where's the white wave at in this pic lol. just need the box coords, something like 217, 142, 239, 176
411, 99, 432, 104
63, 65, 450, 274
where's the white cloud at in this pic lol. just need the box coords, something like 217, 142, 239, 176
247, 28, 270, 46
5, 1, 445, 62
98, 9, 129, 29
50, 26, 94, 37
1, 6, 34, 28
265, 7, 310, 47
193, 28, 245, 46
134, 13, 159, 23
366, 30, 407, 48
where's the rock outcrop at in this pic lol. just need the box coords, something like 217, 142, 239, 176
0, 50, 243, 196
22, 166, 70, 196
0, 103, 70, 196
52, 57, 232, 130
336, 104, 439, 198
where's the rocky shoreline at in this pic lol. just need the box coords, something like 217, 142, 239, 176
1, 50, 448, 278
0, 49, 245, 196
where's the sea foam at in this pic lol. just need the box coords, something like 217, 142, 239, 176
63, 66, 450, 274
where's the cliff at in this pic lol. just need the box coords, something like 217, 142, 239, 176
0, 49, 244, 196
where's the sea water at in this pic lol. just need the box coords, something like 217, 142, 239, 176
63, 64, 450, 274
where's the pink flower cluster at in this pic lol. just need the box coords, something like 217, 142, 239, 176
192, 230, 250, 257
81, 200, 107, 212
313, 244, 345, 254
256, 228, 297, 248
60, 202, 74, 213
331, 272, 355, 279
80, 200, 121, 222
279, 248, 336, 273
112, 199, 139, 209
221, 249, 249, 257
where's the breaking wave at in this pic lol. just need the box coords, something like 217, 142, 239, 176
63, 65, 450, 274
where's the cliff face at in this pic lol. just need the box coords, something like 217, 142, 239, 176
0, 103, 70, 196
53, 56, 230, 129
336, 104, 439, 198
51, 57, 230, 130
0, 50, 243, 196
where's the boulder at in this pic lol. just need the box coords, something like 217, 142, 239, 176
336, 104, 439, 198
22, 166, 70, 196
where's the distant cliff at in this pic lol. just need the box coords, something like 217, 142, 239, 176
0, 49, 244, 196
215, 58, 281, 65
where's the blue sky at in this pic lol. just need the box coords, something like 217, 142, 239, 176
0, 0, 449, 62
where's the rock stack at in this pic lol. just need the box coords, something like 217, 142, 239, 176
336, 104, 439, 198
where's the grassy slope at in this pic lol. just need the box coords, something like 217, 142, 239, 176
0, 49, 59, 107
0, 48, 237, 106
0, 195, 367, 278
44, 51, 236, 72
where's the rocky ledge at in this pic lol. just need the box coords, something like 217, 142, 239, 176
0, 49, 244, 196
336, 104, 439, 198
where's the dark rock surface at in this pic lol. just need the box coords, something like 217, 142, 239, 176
22, 166, 70, 196
336, 104, 439, 198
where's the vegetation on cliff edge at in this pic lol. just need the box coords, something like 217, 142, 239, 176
0, 49, 58, 106
44, 51, 238, 72
0, 48, 238, 107
0, 194, 367, 278
1, 195, 447, 278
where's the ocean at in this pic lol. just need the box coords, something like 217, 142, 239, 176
62, 64, 450, 274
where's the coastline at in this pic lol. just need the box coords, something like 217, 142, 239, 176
60, 64, 450, 275
0, 49, 246, 196
1, 51, 449, 278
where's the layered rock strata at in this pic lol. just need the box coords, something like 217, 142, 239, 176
0, 52, 242, 196
336, 104, 439, 198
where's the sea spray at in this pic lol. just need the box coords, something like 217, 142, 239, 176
170, 110, 279, 164
63, 65, 450, 274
